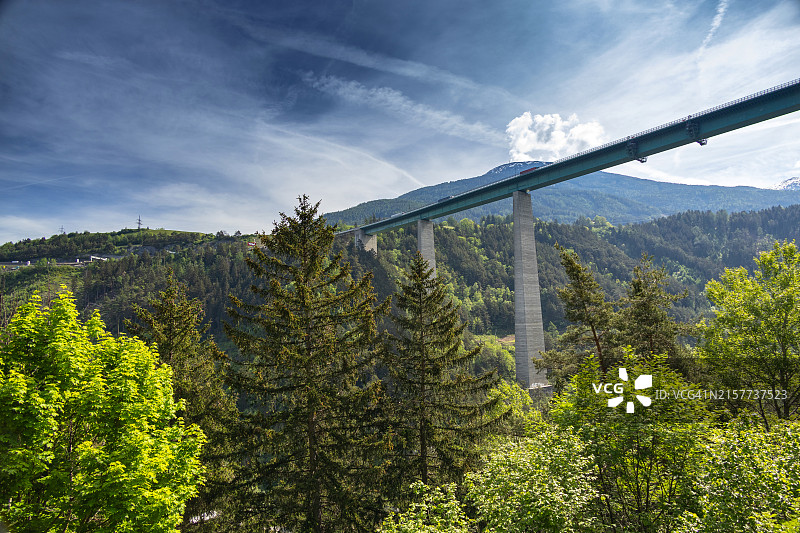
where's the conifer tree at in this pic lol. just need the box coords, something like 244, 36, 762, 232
553, 244, 617, 372
224, 196, 389, 532
616, 253, 687, 360
385, 252, 502, 497
541, 248, 689, 388
126, 271, 240, 531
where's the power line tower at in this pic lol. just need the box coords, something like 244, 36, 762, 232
137, 216, 143, 230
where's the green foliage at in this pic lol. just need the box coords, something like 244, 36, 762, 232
483, 379, 542, 437
385, 252, 504, 496
466, 431, 597, 533
0, 291, 204, 532
617, 253, 688, 360
699, 240, 800, 426
379, 482, 473, 533
468, 334, 515, 383
5, 202, 800, 352
678, 422, 800, 532
551, 351, 709, 532
0, 228, 212, 262
542, 249, 691, 391
551, 244, 617, 373
224, 196, 389, 532
126, 272, 240, 531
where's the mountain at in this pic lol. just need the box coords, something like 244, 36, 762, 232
776, 177, 800, 191
325, 162, 800, 226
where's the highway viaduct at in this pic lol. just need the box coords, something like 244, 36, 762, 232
340, 78, 800, 390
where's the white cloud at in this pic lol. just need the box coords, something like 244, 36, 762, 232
306, 74, 505, 147
698, 0, 730, 54
265, 27, 477, 91
505, 112, 607, 161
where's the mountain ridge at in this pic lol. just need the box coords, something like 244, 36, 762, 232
325, 162, 800, 226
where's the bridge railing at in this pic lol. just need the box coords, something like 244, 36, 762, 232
347, 78, 800, 234
552, 77, 800, 168
449, 78, 800, 198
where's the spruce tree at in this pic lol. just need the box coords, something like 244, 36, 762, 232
224, 196, 389, 532
553, 244, 617, 372
385, 252, 502, 498
541, 249, 690, 390
616, 253, 687, 359
126, 271, 240, 531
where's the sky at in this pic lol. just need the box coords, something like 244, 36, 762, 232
1, 0, 799, 243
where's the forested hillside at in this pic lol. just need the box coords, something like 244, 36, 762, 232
4, 200, 800, 532
0, 228, 212, 262
4, 203, 800, 345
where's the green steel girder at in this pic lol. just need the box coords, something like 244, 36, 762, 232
349, 78, 800, 235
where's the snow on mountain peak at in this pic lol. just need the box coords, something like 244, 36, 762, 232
775, 177, 800, 191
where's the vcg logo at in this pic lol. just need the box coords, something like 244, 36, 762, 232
592, 368, 652, 414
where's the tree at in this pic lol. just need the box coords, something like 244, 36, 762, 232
699, 240, 800, 427
551, 351, 708, 532
553, 244, 616, 372
224, 196, 389, 532
616, 253, 688, 360
126, 271, 239, 531
540, 248, 692, 391
536, 245, 618, 390
465, 430, 597, 533
384, 252, 502, 498
378, 482, 472, 533
0, 291, 204, 532
678, 421, 800, 532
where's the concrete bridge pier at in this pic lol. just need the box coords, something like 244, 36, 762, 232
354, 229, 377, 254
513, 191, 548, 389
417, 219, 436, 274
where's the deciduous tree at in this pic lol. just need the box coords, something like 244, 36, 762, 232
551, 351, 708, 532
0, 291, 204, 532
699, 240, 800, 427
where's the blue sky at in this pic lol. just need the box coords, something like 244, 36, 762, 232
1, 0, 799, 243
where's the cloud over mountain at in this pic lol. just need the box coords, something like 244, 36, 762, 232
506, 112, 607, 161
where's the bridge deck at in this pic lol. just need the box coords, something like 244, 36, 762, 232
345, 78, 800, 235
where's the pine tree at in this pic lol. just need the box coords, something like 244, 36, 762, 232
385, 252, 502, 498
224, 196, 389, 532
616, 253, 687, 360
553, 244, 617, 372
125, 271, 240, 531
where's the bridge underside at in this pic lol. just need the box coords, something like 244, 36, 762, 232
355, 199, 548, 389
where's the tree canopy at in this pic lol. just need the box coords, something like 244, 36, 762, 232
224, 196, 389, 532
700, 240, 800, 427
0, 291, 205, 532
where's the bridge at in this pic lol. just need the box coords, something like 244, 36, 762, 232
341, 78, 800, 389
